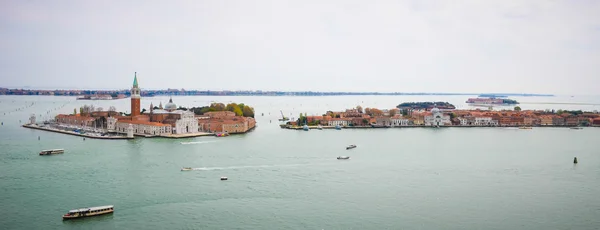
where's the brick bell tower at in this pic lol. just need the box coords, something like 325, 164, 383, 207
130, 72, 141, 117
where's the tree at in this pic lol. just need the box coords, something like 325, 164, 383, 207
362, 118, 369, 125
210, 103, 226, 111
74, 108, 78, 115
356, 105, 363, 113
242, 106, 254, 117
369, 108, 383, 116
389, 109, 397, 117
233, 106, 243, 116
514, 106, 522, 111
365, 108, 371, 116
108, 106, 117, 112
401, 109, 408, 117
141, 108, 147, 114
96, 107, 103, 112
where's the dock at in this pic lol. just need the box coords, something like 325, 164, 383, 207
22, 124, 133, 140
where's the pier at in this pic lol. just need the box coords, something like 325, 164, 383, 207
22, 124, 133, 140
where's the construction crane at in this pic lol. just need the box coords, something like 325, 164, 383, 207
278, 110, 289, 121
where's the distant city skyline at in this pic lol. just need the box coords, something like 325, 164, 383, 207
1, 1, 599, 94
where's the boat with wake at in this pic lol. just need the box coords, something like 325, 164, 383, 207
181, 167, 193, 171
39, 149, 64, 156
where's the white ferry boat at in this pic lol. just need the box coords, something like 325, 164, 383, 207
39, 149, 64, 155
62, 205, 114, 220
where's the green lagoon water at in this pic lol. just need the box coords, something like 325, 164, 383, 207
1, 95, 600, 229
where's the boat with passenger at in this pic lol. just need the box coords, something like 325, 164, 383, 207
337, 156, 350, 160
62, 205, 114, 220
39, 149, 64, 155
181, 167, 193, 171
346, 145, 357, 150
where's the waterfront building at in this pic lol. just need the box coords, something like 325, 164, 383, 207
540, 115, 553, 126
56, 114, 95, 127
552, 116, 565, 126
375, 117, 391, 126
198, 112, 256, 133
328, 118, 350, 127
424, 108, 451, 126
390, 115, 410, 126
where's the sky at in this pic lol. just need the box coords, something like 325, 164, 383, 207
0, 0, 599, 94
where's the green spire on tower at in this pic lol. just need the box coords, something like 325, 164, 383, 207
133, 72, 138, 88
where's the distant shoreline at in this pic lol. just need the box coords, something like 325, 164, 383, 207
0, 88, 555, 97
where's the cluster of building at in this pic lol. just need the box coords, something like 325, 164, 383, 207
51, 74, 256, 137
290, 107, 600, 127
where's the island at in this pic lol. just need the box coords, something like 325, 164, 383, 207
397, 102, 456, 110
22, 74, 257, 139
283, 104, 600, 129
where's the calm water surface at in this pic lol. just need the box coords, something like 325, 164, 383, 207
1, 95, 599, 229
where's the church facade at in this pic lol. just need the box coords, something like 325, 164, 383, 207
105, 74, 201, 136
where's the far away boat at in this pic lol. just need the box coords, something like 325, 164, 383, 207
62, 205, 114, 220
337, 156, 350, 160
346, 145, 357, 150
181, 167, 193, 171
317, 125, 323, 130
335, 124, 342, 130
39, 149, 64, 155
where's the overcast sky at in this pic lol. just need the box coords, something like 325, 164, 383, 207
1, 0, 598, 94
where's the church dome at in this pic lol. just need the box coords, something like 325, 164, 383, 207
164, 98, 177, 111
431, 108, 440, 113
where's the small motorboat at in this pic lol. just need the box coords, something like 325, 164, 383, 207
518, 127, 532, 130
220, 176, 228, 180
346, 145, 357, 150
181, 167, 193, 171
317, 125, 323, 130
570, 127, 583, 130
337, 156, 350, 160
303, 124, 310, 131
39, 149, 64, 155
335, 124, 342, 130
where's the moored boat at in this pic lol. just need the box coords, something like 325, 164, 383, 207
39, 149, 64, 155
216, 132, 229, 137
335, 124, 341, 130
317, 125, 323, 130
62, 205, 114, 220
337, 156, 350, 160
346, 145, 357, 150
303, 124, 310, 131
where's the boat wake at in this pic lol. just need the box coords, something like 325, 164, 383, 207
180, 140, 218, 145
189, 163, 320, 171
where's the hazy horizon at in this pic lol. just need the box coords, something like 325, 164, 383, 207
1, 0, 599, 94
